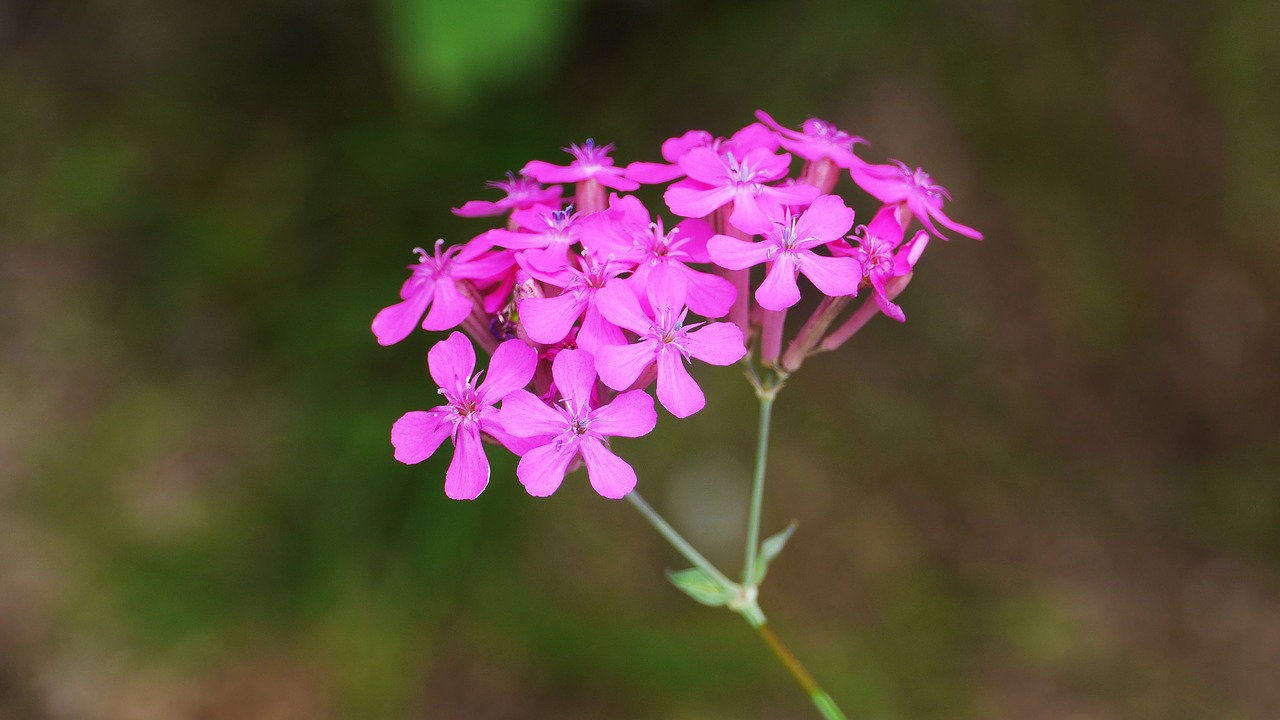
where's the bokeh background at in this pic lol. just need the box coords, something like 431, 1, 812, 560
3, 0, 1279, 717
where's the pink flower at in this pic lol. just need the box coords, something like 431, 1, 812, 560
390, 333, 537, 499
664, 146, 820, 232
755, 110, 866, 169
624, 123, 779, 185
516, 250, 630, 352
372, 240, 515, 346
707, 195, 861, 311
521, 139, 640, 192
834, 205, 930, 322
500, 349, 657, 498
852, 160, 982, 241
594, 272, 746, 418
581, 194, 736, 319
451, 172, 563, 218
485, 204, 584, 273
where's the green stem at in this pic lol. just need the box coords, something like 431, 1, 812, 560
625, 491, 736, 590
758, 624, 850, 720
742, 381, 778, 586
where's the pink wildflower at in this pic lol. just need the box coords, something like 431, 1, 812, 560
755, 110, 866, 169
581, 195, 736, 319
521, 139, 640, 192
516, 250, 630, 352
500, 349, 657, 498
485, 204, 584, 273
834, 205, 930, 322
390, 333, 537, 499
665, 146, 820, 233
451, 172, 563, 218
595, 273, 746, 418
707, 195, 861, 311
852, 160, 982, 240
372, 239, 515, 346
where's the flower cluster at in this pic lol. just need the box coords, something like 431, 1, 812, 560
374, 110, 981, 500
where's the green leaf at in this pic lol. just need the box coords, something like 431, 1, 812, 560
666, 568, 737, 607
752, 521, 798, 585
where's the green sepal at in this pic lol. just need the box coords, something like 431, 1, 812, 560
752, 521, 798, 585
666, 567, 737, 607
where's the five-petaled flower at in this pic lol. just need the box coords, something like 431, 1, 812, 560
390, 333, 537, 499
372, 239, 515, 346
707, 195, 862, 311
500, 349, 657, 498
595, 272, 746, 418
852, 160, 982, 241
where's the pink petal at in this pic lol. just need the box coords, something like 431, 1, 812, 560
730, 123, 781, 154
657, 349, 705, 418
671, 218, 714, 262
867, 205, 905, 245
683, 323, 747, 366
482, 414, 549, 456
579, 437, 637, 499
797, 253, 862, 298
371, 286, 432, 346
707, 234, 771, 271
727, 193, 774, 234
520, 159, 584, 185
421, 278, 474, 331
551, 349, 597, 412
759, 182, 821, 208
852, 164, 912, 204
517, 439, 578, 497
665, 181, 736, 219
519, 291, 586, 345
595, 339, 658, 391
390, 410, 452, 464
499, 389, 568, 438
794, 195, 856, 242
645, 266, 688, 313
590, 389, 657, 438
677, 147, 730, 185
576, 301, 626, 354
679, 265, 737, 319
451, 199, 504, 217
924, 198, 983, 240
593, 169, 641, 192
427, 332, 476, 390
595, 281, 653, 335
444, 425, 490, 500
625, 161, 685, 184
477, 339, 537, 404
755, 256, 802, 311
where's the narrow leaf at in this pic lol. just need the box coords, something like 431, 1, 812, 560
666, 567, 737, 607
752, 521, 798, 584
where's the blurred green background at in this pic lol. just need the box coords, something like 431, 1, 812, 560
2, 0, 1278, 718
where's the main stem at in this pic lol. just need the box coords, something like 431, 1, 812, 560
742, 385, 776, 586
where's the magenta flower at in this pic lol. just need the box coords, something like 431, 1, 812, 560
521, 139, 640, 192
665, 146, 819, 232
852, 160, 982, 241
625, 123, 779, 185
594, 272, 746, 418
372, 239, 515, 346
834, 205, 930, 322
500, 349, 657, 498
516, 250, 630, 352
707, 195, 861, 311
580, 194, 736, 319
485, 204, 584, 274
390, 333, 537, 499
755, 110, 866, 169
451, 172, 563, 218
